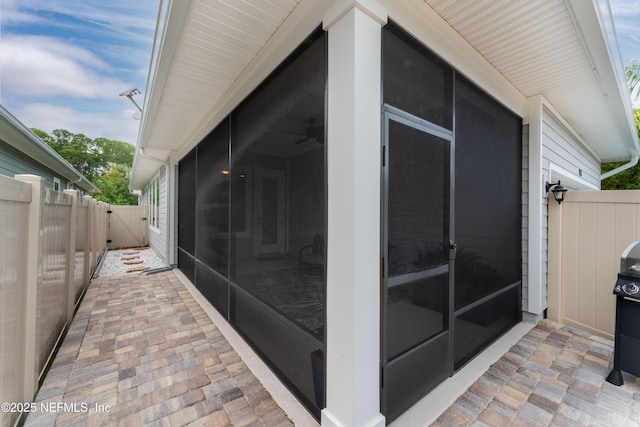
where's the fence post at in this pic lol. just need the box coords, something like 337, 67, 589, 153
99, 202, 107, 254
64, 190, 78, 321
15, 174, 44, 402
82, 196, 92, 286
547, 197, 563, 322
84, 196, 95, 274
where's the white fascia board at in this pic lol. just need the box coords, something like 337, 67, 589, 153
137, 0, 193, 154
567, 0, 640, 159
549, 163, 600, 191
129, 147, 170, 190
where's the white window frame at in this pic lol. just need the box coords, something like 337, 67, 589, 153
53, 177, 61, 192
148, 173, 161, 232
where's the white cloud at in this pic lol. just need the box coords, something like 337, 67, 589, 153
0, 0, 43, 24
17, 103, 139, 144
610, 0, 640, 62
4, 0, 157, 43
1, 35, 129, 99
610, 0, 640, 16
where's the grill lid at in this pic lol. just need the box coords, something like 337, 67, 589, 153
620, 241, 640, 276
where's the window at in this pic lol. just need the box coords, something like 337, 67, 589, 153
53, 177, 61, 192
148, 174, 160, 230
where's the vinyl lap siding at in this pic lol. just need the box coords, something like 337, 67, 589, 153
0, 142, 68, 190
541, 109, 600, 189
532, 108, 600, 313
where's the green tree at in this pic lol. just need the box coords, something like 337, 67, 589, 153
36, 129, 101, 181
628, 59, 640, 102
94, 137, 135, 166
32, 128, 138, 205
94, 164, 138, 205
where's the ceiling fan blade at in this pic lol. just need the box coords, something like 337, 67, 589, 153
294, 137, 309, 145
283, 130, 307, 136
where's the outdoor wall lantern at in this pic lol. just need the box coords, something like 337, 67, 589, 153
545, 180, 568, 205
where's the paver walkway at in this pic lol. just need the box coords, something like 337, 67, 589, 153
23, 264, 640, 427
434, 320, 640, 426
25, 271, 291, 427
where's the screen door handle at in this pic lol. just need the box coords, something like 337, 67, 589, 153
449, 240, 457, 260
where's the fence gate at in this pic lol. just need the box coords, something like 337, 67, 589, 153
547, 190, 640, 340
108, 205, 148, 248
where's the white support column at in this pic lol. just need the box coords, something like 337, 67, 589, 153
323, 1, 387, 426
64, 190, 78, 321
167, 153, 178, 265
527, 95, 545, 315
15, 174, 44, 401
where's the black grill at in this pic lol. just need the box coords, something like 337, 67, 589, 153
606, 241, 640, 386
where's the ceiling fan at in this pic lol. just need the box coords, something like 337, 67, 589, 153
284, 118, 324, 145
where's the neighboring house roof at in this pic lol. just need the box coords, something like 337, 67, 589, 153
0, 105, 99, 194
130, 0, 639, 190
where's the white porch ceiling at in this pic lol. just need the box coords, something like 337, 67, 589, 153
141, 0, 302, 153
131, 0, 638, 189
423, 0, 637, 162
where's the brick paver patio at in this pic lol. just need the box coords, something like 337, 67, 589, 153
434, 320, 640, 427
23, 266, 640, 427
24, 271, 292, 427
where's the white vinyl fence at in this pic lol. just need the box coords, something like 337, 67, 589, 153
548, 190, 640, 340
107, 204, 147, 248
0, 174, 107, 427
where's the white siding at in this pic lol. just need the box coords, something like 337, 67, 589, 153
541, 108, 601, 189
529, 107, 600, 313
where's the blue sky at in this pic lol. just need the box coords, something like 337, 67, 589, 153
0, 0, 159, 144
611, 0, 640, 65
0, 1, 638, 147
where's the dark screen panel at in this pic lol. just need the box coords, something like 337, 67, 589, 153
454, 74, 522, 310
234, 289, 322, 417
227, 31, 326, 415
231, 31, 326, 345
195, 262, 229, 318
387, 121, 450, 277
196, 119, 230, 276
454, 285, 520, 369
383, 23, 453, 130
178, 149, 196, 256
387, 274, 448, 360
178, 249, 195, 285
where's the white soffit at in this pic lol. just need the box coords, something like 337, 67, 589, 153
423, 0, 637, 162
133, 0, 637, 189
142, 0, 301, 154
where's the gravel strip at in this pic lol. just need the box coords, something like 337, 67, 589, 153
96, 247, 168, 277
